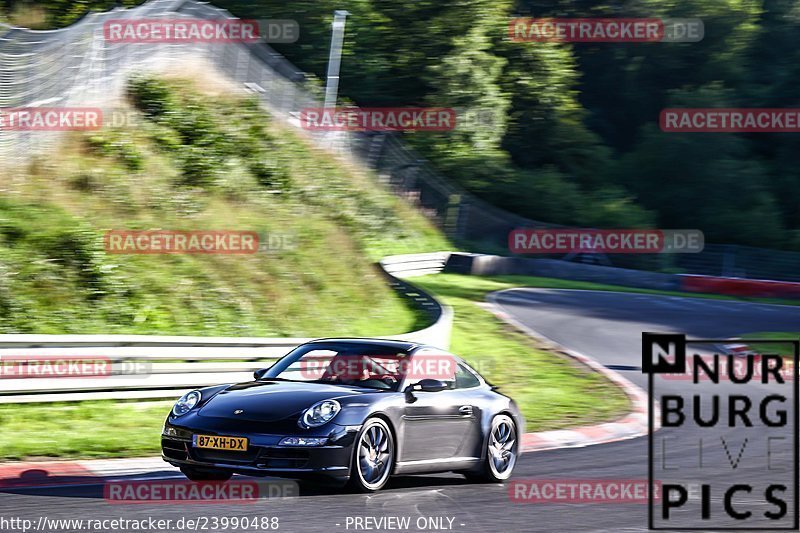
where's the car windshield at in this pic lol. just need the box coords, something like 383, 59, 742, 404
263, 343, 412, 391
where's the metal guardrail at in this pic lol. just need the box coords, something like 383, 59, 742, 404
0, 253, 452, 404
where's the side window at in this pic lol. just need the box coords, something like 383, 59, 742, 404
455, 363, 481, 389
404, 348, 457, 389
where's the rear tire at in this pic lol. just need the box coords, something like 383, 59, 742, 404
465, 414, 518, 483
180, 466, 233, 482
347, 418, 395, 492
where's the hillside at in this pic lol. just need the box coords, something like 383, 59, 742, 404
0, 73, 450, 335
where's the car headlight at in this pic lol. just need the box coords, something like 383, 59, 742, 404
299, 399, 341, 428
172, 390, 201, 417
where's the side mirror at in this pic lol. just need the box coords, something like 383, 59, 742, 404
253, 368, 269, 380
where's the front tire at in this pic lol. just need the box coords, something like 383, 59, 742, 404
347, 417, 395, 492
180, 466, 233, 482
465, 414, 518, 483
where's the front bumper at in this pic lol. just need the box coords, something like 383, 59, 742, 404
161, 422, 357, 482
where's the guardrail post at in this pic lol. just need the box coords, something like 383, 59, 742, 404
444, 194, 462, 239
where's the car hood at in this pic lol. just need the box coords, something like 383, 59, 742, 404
197, 380, 369, 423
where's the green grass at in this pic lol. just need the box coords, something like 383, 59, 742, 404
411, 273, 630, 430
736, 332, 800, 358
742, 332, 800, 341
0, 401, 172, 461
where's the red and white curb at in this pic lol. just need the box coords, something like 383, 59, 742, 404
0, 457, 177, 489
484, 291, 659, 454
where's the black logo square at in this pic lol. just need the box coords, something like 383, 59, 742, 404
642, 332, 686, 374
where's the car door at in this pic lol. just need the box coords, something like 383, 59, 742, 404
399, 350, 479, 462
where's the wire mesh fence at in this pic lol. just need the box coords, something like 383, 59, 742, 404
2, 0, 799, 282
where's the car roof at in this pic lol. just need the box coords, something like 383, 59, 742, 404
304, 337, 420, 352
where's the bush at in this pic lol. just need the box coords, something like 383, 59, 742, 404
127, 76, 175, 118
250, 159, 291, 192
126, 76, 297, 194
31, 226, 106, 297
115, 140, 144, 171
68, 172, 98, 192
177, 145, 219, 187
0, 200, 108, 299
83, 133, 144, 171
146, 123, 182, 153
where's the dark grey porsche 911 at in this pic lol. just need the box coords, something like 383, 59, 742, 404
162, 338, 523, 492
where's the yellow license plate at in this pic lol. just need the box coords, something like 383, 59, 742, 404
192, 434, 248, 451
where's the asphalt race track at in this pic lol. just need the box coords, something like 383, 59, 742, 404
3, 289, 800, 533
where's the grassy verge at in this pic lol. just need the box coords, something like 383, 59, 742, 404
411, 273, 630, 431
742, 332, 800, 341
738, 332, 800, 358
0, 401, 172, 461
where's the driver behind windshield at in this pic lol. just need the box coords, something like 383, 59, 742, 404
320, 352, 405, 389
